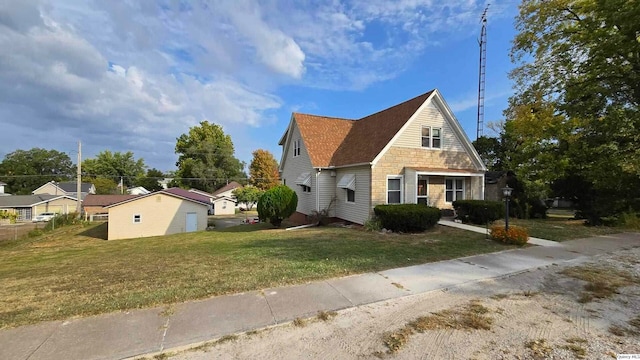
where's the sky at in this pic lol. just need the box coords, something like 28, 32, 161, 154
0, 0, 521, 174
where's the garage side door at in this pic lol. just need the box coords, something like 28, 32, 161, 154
185, 212, 197, 232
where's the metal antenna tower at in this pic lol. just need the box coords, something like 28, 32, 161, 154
476, 4, 489, 140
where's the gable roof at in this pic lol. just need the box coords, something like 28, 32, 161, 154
105, 187, 211, 209
211, 181, 242, 196
290, 90, 435, 168
83, 194, 139, 207
0, 194, 75, 207
57, 182, 94, 193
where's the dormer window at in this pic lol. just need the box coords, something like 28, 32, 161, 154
422, 126, 442, 149
293, 139, 301, 157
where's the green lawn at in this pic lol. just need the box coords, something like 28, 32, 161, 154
0, 222, 514, 329
494, 217, 620, 241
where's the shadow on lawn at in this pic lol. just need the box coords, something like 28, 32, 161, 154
79, 222, 108, 240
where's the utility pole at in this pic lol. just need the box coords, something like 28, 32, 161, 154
477, 4, 489, 140
76, 141, 82, 215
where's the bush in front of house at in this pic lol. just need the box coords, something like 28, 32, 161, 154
43, 213, 81, 231
453, 200, 504, 225
257, 185, 298, 227
489, 225, 529, 246
373, 204, 441, 232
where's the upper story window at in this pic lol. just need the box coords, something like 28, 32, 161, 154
133, 214, 141, 223
422, 126, 442, 149
293, 139, 301, 157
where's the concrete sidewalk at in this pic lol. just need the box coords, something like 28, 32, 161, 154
2, 233, 639, 360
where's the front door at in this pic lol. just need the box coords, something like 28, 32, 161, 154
185, 212, 198, 232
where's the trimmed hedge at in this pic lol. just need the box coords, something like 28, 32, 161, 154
373, 204, 441, 232
257, 185, 298, 227
452, 200, 504, 225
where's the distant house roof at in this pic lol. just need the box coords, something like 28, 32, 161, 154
188, 188, 215, 198
58, 182, 94, 193
105, 187, 211, 209
0, 194, 73, 207
0, 181, 6, 186
284, 90, 435, 168
211, 181, 242, 196
83, 194, 139, 207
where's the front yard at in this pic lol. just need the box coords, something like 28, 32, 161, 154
494, 217, 620, 241
0, 222, 514, 329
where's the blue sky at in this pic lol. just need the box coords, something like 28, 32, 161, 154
0, 0, 520, 173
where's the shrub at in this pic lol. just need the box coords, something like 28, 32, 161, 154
28, 229, 44, 237
452, 200, 504, 225
489, 225, 529, 246
0, 211, 18, 223
373, 204, 441, 232
257, 185, 298, 227
43, 213, 81, 231
363, 217, 382, 232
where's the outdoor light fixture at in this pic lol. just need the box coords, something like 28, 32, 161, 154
502, 186, 512, 231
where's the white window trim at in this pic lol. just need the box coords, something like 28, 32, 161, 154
133, 214, 141, 223
293, 139, 300, 157
421, 126, 443, 149
386, 175, 404, 204
445, 177, 465, 203
416, 174, 429, 205
345, 188, 355, 204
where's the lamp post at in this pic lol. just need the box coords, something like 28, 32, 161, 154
502, 186, 513, 231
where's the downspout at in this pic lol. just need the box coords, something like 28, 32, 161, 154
315, 168, 321, 212
481, 174, 485, 200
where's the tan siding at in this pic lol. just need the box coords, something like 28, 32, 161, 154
280, 121, 316, 215
393, 103, 465, 152
212, 199, 235, 215
107, 194, 207, 240
32, 183, 62, 195
334, 166, 371, 224
33, 198, 78, 215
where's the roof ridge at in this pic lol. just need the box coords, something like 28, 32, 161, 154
292, 112, 355, 122
357, 89, 435, 121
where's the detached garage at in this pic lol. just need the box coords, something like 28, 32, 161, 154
105, 188, 209, 240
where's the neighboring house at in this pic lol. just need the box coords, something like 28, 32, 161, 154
32, 181, 96, 199
211, 181, 243, 199
0, 181, 9, 196
105, 187, 209, 240
83, 194, 139, 215
211, 196, 236, 215
278, 89, 487, 225
159, 178, 174, 190
128, 186, 150, 195
0, 195, 79, 221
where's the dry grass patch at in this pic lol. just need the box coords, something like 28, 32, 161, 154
317, 310, 337, 322
382, 301, 493, 353
560, 265, 637, 303
562, 343, 586, 359
292, 317, 306, 327
525, 339, 552, 359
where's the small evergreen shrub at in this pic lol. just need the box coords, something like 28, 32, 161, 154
257, 185, 298, 227
490, 225, 529, 246
453, 200, 504, 225
373, 204, 441, 232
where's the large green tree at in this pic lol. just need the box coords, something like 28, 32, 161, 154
135, 168, 164, 192
507, 0, 640, 223
249, 149, 280, 190
0, 148, 74, 194
82, 151, 146, 187
175, 121, 245, 193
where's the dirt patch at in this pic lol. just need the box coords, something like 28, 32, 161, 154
168, 248, 640, 360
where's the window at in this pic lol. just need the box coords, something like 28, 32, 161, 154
387, 176, 403, 204
346, 189, 355, 203
422, 126, 442, 148
445, 178, 465, 203
302, 185, 311, 193
223, 201, 227, 209
293, 139, 301, 157
417, 175, 428, 205
133, 214, 141, 223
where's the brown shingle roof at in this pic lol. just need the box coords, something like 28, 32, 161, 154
83, 194, 138, 207
294, 90, 434, 167
211, 181, 243, 196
